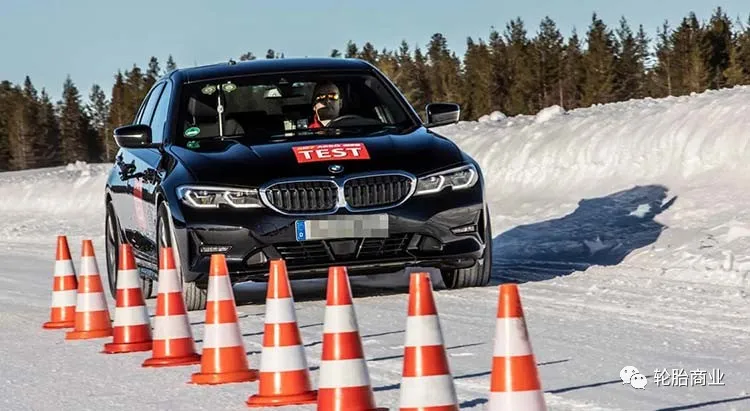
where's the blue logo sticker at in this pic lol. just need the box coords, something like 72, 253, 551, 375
295, 221, 306, 241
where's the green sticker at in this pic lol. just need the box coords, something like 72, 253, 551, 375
184, 127, 201, 138
186, 140, 200, 149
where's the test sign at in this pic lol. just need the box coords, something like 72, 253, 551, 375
292, 143, 370, 163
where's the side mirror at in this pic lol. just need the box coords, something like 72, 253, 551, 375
113, 124, 155, 149
425, 103, 461, 128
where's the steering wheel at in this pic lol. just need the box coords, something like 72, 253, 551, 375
326, 114, 382, 127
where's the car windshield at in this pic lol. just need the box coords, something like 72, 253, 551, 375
176, 70, 417, 146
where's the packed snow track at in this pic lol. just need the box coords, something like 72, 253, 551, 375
2, 87, 750, 410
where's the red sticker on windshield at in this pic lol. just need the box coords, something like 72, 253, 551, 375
293, 143, 370, 163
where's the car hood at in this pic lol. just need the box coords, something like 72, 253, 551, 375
169, 128, 467, 187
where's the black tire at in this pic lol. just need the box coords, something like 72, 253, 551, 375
156, 202, 207, 311
105, 201, 154, 299
442, 206, 493, 289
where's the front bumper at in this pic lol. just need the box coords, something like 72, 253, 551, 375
171, 183, 487, 285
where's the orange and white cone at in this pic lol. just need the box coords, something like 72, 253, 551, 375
246, 259, 317, 407
398, 272, 459, 411
317, 266, 387, 411
65, 240, 113, 340
102, 244, 153, 353
43, 235, 78, 329
142, 247, 201, 367
487, 284, 547, 411
190, 254, 258, 385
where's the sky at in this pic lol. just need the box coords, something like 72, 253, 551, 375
1, 0, 748, 103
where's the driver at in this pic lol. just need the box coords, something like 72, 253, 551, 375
309, 81, 342, 129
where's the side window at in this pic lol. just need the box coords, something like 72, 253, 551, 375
149, 81, 173, 144
136, 83, 165, 126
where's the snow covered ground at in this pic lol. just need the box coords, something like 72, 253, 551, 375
3, 86, 750, 410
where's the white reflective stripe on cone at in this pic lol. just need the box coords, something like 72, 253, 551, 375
318, 358, 371, 388
79, 256, 99, 275
259, 345, 308, 372
398, 374, 458, 407
76, 292, 108, 312
51, 290, 77, 307
264, 297, 297, 324
152, 315, 193, 339
207, 276, 235, 302
157, 268, 182, 293
404, 314, 445, 347
54, 260, 75, 277
488, 390, 547, 411
202, 323, 244, 348
322, 304, 359, 333
493, 317, 534, 357
113, 306, 151, 327
116, 269, 141, 289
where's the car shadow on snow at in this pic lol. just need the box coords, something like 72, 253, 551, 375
491, 184, 678, 284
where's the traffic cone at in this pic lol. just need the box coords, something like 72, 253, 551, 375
65, 240, 113, 340
102, 244, 152, 353
487, 284, 547, 411
317, 266, 386, 411
142, 246, 201, 367
397, 272, 459, 411
43, 235, 78, 329
190, 254, 258, 385
246, 259, 317, 407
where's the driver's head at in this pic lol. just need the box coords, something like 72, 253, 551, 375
312, 81, 342, 122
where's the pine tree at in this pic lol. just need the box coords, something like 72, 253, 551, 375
330, 49, 342, 58
462, 37, 493, 119
671, 14, 709, 95
614, 17, 648, 101
651, 21, 674, 97
359, 42, 378, 63
375, 48, 399, 82
37, 89, 61, 167
145, 57, 161, 89
503, 18, 537, 115
124, 64, 148, 121
20, 76, 43, 169
410, 47, 431, 119
165, 54, 178, 73
0, 81, 16, 171
426, 33, 463, 106
266, 49, 276, 59
345, 41, 359, 58
561, 28, 585, 109
58, 76, 89, 164
736, 15, 750, 81
488, 28, 509, 113
581, 13, 617, 107
704, 7, 734, 89
88, 84, 110, 161
534, 16, 565, 108
106, 71, 127, 158
239, 52, 256, 61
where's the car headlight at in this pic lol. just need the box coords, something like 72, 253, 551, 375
414, 164, 478, 195
176, 185, 264, 209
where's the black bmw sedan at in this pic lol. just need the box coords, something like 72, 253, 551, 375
105, 57, 492, 310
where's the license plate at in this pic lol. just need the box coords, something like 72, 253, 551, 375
295, 215, 389, 241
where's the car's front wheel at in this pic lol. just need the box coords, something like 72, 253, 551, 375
105, 201, 154, 299
442, 206, 493, 288
156, 201, 207, 311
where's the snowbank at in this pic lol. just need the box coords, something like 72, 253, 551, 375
439, 86, 750, 201
0, 161, 110, 216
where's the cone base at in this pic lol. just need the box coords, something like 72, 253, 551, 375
246, 390, 317, 407
190, 369, 259, 385
43, 320, 75, 329
65, 328, 113, 340
102, 340, 153, 354
142, 353, 202, 368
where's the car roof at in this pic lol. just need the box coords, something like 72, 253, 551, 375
165, 57, 377, 84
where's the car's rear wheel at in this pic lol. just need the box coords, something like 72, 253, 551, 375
157, 202, 207, 311
442, 206, 493, 288
105, 201, 154, 299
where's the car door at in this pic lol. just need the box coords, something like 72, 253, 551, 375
133, 79, 174, 264
119, 82, 165, 257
